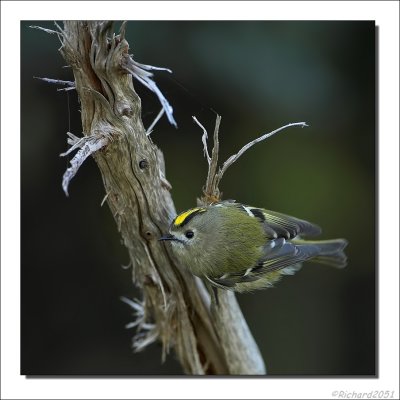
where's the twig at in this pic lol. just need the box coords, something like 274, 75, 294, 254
192, 116, 211, 165
206, 116, 221, 197
29, 25, 60, 35
100, 191, 110, 207
29, 23, 64, 46
60, 133, 109, 196
198, 115, 222, 203
121, 55, 177, 128
34, 76, 75, 90
195, 117, 306, 204
146, 108, 165, 136
215, 122, 308, 187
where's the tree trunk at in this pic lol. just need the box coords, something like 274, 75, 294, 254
56, 20, 265, 375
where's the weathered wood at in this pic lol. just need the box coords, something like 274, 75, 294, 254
56, 20, 265, 375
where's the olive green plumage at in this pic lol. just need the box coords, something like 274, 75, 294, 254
160, 201, 348, 292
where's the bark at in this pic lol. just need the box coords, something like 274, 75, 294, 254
54, 20, 265, 375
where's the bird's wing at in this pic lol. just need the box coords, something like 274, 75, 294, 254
225, 202, 322, 239
204, 238, 319, 290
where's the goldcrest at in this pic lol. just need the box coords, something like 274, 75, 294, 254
159, 201, 347, 292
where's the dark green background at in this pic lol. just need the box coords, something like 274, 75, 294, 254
21, 21, 375, 375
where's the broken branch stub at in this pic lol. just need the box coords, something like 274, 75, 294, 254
195, 117, 308, 202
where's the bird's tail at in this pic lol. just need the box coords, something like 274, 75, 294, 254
293, 238, 348, 268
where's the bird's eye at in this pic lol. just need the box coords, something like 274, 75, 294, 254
185, 230, 194, 239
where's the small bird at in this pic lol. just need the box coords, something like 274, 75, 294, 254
159, 201, 348, 292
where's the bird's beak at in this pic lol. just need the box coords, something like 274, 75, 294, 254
159, 233, 176, 242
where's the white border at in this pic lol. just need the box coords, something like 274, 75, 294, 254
2, 1, 399, 399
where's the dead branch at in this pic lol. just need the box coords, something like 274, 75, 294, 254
40, 20, 271, 375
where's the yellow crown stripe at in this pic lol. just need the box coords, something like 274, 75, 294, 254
174, 207, 206, 226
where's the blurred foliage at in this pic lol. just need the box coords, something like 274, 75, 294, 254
21, 21, 375, 375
